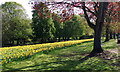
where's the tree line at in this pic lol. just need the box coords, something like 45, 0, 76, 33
1, 2, 93, 47
1, 1, 119, 50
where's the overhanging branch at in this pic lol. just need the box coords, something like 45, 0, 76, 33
85, 6, 97, 16
82, 3, 95, 29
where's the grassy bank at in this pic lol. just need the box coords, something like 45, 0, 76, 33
1, 39, 94, 65
2, 39, 118, 71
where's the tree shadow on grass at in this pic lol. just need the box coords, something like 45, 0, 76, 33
3, 55, 91, 71
103, 46, 116, 49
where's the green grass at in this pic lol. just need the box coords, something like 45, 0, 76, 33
2, 39, 119, 71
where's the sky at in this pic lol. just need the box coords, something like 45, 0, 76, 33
0, 0, 119, 19
0, 0, 33, 19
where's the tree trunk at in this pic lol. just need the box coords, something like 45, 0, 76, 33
63, 37, 65, 41
12, 40, 14, 45
90, 24, 103, 55
113, 33, 115, 39
65, 37, 67, 41
23, 38, 25, 45
17, 39, 19, 45
62, 37, 64, 41
48, 38, 50, 42
110, 32, 113, 39
76, 37, 78, 40
10, 40, 12, 45
41, 38, 43, 43
72, 37, 74, 40
58, 37, 60, 42
82, 2, 108, 56
105, 26, 109, 42
79, 37, 81, 40
67, 37, 70, 41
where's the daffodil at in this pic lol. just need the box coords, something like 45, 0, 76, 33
1, 38, 93, 64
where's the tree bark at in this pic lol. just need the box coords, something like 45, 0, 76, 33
58, 37, 61, 42
113, 33, 115, 39
105, 26, 109, 42
79, 37, 81, 40
12, 40, 14, 45
17, 39, 19, 45
90, 25, 103, 55
23, 38, 25, 45
110, 32, 113, 39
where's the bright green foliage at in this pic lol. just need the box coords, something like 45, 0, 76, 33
82, 21, 94, 36
1, 2, 32, 45
63, 15, 87, 38
32, 3, 56, 42
79, 14, 94, 36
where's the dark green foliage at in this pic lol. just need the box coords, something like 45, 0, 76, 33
63, 15, 93, 40
52, 13, 63, 41
32, 3, 55, 42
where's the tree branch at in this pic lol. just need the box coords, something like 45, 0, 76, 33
85, 6, 97, 16
82, 3, 95, 29
94, 2, 98, 14
48, 2, 81, 8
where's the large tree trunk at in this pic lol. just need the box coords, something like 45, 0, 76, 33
90, 26, 103, 55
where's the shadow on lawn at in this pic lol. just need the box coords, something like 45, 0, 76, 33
3, 41, 94, 71
3, 55, 91, 71
3, 40, 118, 72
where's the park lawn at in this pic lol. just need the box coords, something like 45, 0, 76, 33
2, 39, 119, 71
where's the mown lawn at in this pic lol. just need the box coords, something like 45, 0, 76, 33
2, 39, 119, 71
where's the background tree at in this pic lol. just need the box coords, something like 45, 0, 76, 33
63, 15, 87, 40
0, 8, 2, 47
32, 2, 56, 43
1, 2, 32, 46
52, 13, 63, 42
79, 15, 94, 39
104, 2, 119, 42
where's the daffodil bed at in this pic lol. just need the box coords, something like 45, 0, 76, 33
1, 39, 93, 64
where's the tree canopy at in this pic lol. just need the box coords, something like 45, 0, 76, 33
32, 2, 56, 42
1, 2, 33, 46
